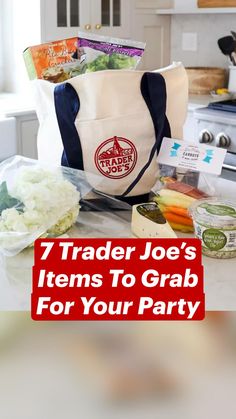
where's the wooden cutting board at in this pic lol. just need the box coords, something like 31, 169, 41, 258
185, 67, 226, 94
198, 0, 236, 7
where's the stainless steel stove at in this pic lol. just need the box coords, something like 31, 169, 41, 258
194, 101, 236, 181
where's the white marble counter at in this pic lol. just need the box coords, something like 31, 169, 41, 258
188, 94, 217, 112
0, 210, 132, 311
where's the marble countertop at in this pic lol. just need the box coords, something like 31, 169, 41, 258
188, 94, 217, 112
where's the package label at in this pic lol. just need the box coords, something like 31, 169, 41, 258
158, 138, 227, 176
32, 238, 205, 321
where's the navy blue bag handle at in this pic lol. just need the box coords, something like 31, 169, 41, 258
54, 72, 171, 197
120, 72, 171, 197
54, 83, 83, 170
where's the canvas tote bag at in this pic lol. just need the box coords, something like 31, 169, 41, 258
34, 62, 188, 199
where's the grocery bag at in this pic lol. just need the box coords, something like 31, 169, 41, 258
34, 62, 188, 199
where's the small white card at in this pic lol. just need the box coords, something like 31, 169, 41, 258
158, 138, 227, 176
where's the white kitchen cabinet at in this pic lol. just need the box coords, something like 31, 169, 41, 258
91, 0, 131, 37
183, 110, 196, 142
132, 2, 171, 70
40, 0, 171, 70
14, 112, 39, 159
19, 119, 39, 159
40, 0, 90, 41
0, 117, 17, 161
1, 111, 39, 160
40, 0, 131, 42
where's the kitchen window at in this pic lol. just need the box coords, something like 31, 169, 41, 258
0, 0, 41, 95
0, 0, 4, 92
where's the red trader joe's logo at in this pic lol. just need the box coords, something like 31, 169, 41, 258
94, 136, 138, 179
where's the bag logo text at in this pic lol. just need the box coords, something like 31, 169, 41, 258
95, 136, 137, 179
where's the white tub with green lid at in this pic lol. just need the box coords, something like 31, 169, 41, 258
190, 199, 236, 259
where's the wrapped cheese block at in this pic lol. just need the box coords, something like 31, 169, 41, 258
131, 202, 177, 239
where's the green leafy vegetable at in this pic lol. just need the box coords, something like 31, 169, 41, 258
0, 182, 24, 215
86, 55, 110, 72
85, 53, 136, 73
108, 53, 136, 69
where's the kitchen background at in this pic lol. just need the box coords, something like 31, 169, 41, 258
1, 0, 236, 178
171, 14, 236, 67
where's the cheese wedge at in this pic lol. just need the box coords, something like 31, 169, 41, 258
131, 202, 177, 239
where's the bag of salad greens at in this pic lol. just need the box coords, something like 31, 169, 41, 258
77, 32, 145, 73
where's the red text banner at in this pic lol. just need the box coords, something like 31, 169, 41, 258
32, 238, 205, 321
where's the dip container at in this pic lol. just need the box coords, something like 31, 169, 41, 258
190, 199, 236, 259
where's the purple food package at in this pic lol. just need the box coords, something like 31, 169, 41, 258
78, 32, 146, 72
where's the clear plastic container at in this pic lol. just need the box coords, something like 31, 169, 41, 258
190, 198, 236, 259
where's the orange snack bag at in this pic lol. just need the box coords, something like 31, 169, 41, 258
23, 37, 82, 83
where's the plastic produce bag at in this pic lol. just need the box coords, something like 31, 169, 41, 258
0, 156, 101, 256
0, 189, 132, 310
77, 32, 145, 73
151, 137, 225, 233
152, 167, 216, 233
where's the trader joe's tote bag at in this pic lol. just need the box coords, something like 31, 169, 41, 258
34, 62, 188, 198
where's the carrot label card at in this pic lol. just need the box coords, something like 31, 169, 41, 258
158, 137, 227, 176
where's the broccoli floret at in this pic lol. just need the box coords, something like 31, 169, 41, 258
85, 53, 137, 73
86, 54, 110, 72
108, 53, 136, 69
